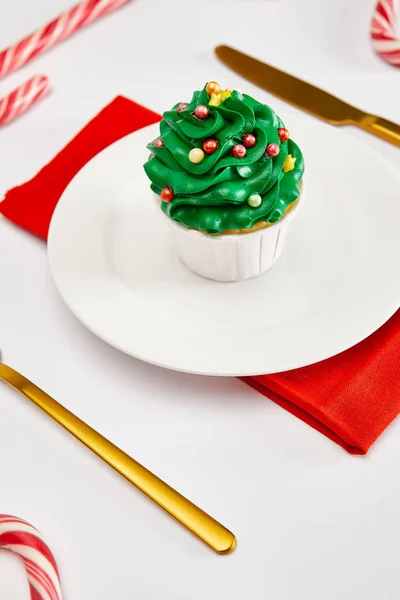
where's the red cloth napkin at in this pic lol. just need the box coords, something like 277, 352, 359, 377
2, 96, 400, 455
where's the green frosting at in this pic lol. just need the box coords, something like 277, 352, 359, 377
143, 85, 304, 234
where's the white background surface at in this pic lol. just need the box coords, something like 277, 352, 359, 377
0, 0, 400, 598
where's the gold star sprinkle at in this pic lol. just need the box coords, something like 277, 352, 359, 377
283, 154, 296, 173
209, 92, 222, 106
220, 89, 232, 102
208, 89, 232, 107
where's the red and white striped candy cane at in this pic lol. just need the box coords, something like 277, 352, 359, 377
0, 75, 50, 127
0, 514, 62, 600
0, 0, 131, 125
371, 0, 400, 66
0, 0, 132, 79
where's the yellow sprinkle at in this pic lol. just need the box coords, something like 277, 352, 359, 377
209, 89, 232, 107
283, 154, 296, 173
209, 92, 222, 106
220, 89, 232, 102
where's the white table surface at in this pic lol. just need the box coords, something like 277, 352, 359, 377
1, 0, 400, 598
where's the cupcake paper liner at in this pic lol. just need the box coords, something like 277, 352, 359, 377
158, 184, 304, 282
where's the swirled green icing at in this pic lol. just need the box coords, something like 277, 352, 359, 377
143, 84, 304, 234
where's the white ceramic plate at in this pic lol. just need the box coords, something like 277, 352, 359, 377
48, 121, 400, 376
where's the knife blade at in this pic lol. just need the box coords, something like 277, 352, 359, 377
215, 45, 400, 148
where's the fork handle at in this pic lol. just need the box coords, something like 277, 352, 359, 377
0, 363, 236, 555
355, 114, 400, 148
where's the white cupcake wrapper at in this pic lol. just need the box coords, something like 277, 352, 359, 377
157, 183, 304, 282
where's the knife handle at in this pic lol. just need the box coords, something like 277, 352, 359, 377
355, 114, 400, 148
0, 363, 236, 555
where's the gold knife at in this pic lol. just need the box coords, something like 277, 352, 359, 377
0, 360, 236, 555
215, 45, 400, 148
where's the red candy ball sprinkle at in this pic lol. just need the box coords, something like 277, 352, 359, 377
242, 133, 256, 148
278, 128, 290, 142
232, 144, 247, 158
177, 103, 188, 112
154, 139, 164, 147
266, 143, 280, 157
161, 187, 174, 202
202, 138, 219, 154
194, 105, 209, 120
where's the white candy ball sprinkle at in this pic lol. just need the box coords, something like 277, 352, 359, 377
247, 193, 262, 208
189, 148, 205, 164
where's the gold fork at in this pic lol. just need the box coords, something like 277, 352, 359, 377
0, 358, 236, 554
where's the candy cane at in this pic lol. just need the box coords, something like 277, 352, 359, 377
0, 75, 50, 127
371, 0, 400, 66
0, 0, 132, 79
0, 515, 62, 600
0, 0, 131, 126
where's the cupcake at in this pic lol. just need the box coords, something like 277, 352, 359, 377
143, 81, 304, 282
